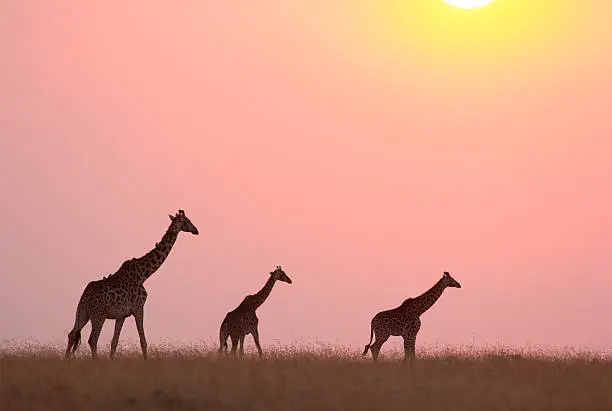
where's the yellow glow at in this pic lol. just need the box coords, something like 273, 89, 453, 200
444, 0, 495, 9
343, 0, 584, 76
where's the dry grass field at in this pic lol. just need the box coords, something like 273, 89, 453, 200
1, 344, 611, 411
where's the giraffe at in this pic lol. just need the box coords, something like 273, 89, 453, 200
64, 209, 199, 360
218, 266, 292, 358
362, 271, 461, 363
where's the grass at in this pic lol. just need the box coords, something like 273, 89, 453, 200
1, 343, 611, 411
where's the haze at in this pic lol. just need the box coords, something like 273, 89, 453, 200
1, 1, 611, 353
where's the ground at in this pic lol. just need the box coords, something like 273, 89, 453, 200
1, 344, 611, 411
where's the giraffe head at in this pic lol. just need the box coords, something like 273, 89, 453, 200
442, 271, 461, 288
270, 265, 292, 284
168, 209, 199, 235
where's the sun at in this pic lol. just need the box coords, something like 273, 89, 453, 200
444, 0, 495, 9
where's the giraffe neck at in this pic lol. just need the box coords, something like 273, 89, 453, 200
133, 222, 181, 283
409, 278, 447, 316
251, 275, 277, 310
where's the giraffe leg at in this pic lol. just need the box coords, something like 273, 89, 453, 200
238, 335, 245, 358
110, 317, 126, 360
252, 327, 263, 359
402, 333, 417, 363
404, 319, 420, 363
88, 318, 105, 360
134, 310, 148, 360
229, 335, 238, 357
370, 333, 390, 363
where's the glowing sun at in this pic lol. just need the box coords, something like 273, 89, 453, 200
444, 0, 495, 9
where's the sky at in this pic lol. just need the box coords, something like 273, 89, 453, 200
1, 0, 611, 354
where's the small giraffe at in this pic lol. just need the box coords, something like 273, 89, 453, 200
362, 271, 461, 362
64, 209, 199, 360
219, 266, 292, 358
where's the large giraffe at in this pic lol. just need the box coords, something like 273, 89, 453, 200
219, 266, 292, 358
362, 271, 461, 362
64, 209, 199, 360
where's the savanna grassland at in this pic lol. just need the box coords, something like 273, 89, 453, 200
1, 344, 611, 411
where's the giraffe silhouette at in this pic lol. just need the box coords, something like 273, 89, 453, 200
362, 271, 461, 362
64, 209, 199, 360
219, 266, 292, 358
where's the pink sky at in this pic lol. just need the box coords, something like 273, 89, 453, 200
1, 1, 611, 354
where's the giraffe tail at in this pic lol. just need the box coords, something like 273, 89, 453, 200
66, 290, 89, 358
65, 325, 82, 359
218, 325, 228, 354
72, 330, 82, 352
362, 323, 374, 356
